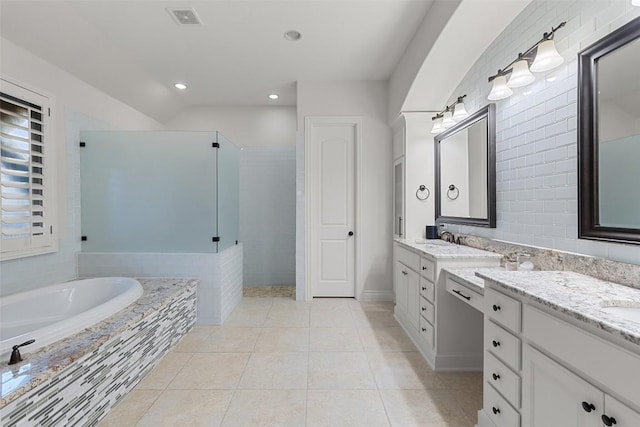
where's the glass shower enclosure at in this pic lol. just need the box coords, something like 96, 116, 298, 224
79, 131, 239, 253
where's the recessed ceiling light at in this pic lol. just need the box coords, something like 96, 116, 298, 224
284, 30, 302, 41
268, 94, 279, 100
174, 83, 187, 90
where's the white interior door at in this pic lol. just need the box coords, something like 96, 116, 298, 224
308, 118, 357, 297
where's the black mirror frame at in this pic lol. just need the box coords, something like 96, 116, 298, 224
435, 103, 496, 228
578, 16, 640, 245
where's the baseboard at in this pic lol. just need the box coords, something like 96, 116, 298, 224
360, 290, 394, 302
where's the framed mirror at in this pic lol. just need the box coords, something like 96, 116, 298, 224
578, 17, 640, 244
435, 104, 496, 228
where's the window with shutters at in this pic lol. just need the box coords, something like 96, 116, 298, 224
1, 79, 56, 260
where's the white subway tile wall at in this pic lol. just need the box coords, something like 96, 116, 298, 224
0, 109, 110, 297
77, 244, 243, 325
445, 0, 640, 264
240, 147, 296, 287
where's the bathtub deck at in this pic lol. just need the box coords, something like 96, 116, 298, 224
0, 278, 198, 410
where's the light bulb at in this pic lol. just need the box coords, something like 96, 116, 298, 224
507, 60, 535, 88
530, 39, 564, 73
442, 110, 455, 128
488, 75, 513, 100
452, 102, 468, 122
431, 117, 444, 134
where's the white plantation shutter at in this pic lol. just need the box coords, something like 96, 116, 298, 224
0, 80, 54, 259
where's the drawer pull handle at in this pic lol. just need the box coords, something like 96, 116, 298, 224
422, 266, 428, 271
492, 373, 500, 381
492, 340, 500, 348
492, 304, 501, 312
601, 415, 617, 426
421, 307, 426, 311
492, 407, 500, 415
581, 402, 595, 413
402, 271, 408, 276
421, 327, 427, 332
453, 289, 471, 300
421, 286, 427, 291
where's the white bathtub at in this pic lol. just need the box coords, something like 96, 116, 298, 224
0, 277, 143, 357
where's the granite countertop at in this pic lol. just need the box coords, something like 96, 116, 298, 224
477, 270, 640, 348
395, 238, 503, 260
0, 278, 198, 408
443, 266, 505, 295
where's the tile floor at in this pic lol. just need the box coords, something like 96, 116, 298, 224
100, 297, 482, 427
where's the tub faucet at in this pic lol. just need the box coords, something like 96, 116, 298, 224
8, 339, 35, 365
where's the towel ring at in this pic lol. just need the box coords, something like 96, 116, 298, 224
416, 185, 430, 201
447, 184, 459, 200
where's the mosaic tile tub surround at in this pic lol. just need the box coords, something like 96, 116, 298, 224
0, 278, 197, 427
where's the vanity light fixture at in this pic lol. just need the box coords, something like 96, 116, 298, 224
430, 95, 468, 134
487, 21, 566, 101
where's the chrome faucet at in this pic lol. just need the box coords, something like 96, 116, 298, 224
8, 339, 35, 365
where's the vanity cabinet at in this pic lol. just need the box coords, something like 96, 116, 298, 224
479, 284, 640, 427
393, 241, 500, 370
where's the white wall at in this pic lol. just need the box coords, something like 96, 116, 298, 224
165, 106, 296, 147
441, 0, 640, 265
0, 38, 163, 296
297, 81, 393, 300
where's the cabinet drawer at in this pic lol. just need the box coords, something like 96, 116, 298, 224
485, 351, 520, 409
485, 288, 522, 333
605, 395, 640, 427
419, 277, 435, 302
420, 257, 435, 281
446, 277, 483, 312
397, 245, 420, 271
486, 319, 521, 371
420, 316, 434, 349
485, 382, 520, 427
420, 296, 435, 324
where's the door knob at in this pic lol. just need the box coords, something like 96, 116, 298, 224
348, 231, 354, 236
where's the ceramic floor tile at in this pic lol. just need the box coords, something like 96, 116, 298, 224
270, 297, 311, 310
253, 327, 310, 352
173, 327, 219, 352
358, 327, 417, 352
168, 353, 249, 389
352, 310, 400, 329
263, 307, 310, 327
306, 390, 391, 427
380, 389, 473, 427
310, 298, 352, 311
367, 351, 443, 390
308, 351, 376, 390
224, 307, 270, 327
450, 387, 483, 423
349, 300, 394, 313
136, 389, 233, 427
435, 371, 483, 390
238, 352, 308, 389
98, 390, 161, 427
221, 390, 306, 427
309, 327, 363, 352
309, 308, 356, 328
201, 327, 261, 352
135, 352, 193, 390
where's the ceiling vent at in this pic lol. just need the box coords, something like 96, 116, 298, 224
167, 8, 202, 25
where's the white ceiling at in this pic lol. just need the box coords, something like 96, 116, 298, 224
0, 0, 435, 122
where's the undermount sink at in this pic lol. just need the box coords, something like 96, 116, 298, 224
601, 301, 640, 323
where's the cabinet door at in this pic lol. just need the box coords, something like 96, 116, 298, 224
406, 268, 420, 331
604, 395, 640, 427
393, 158, 405, 238
523, 346, 602, 427
395, 262, 407, 313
